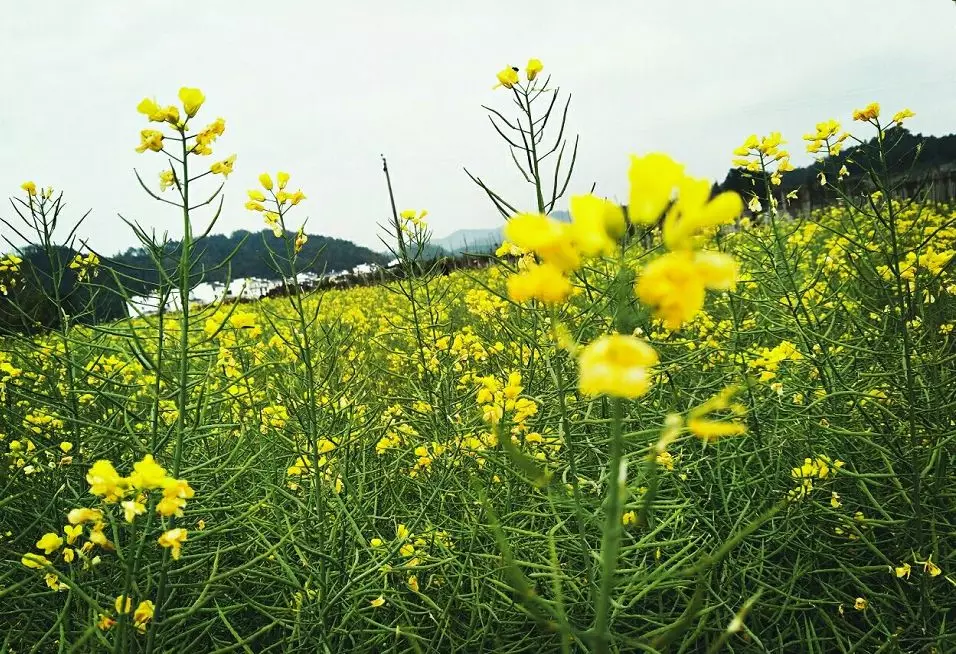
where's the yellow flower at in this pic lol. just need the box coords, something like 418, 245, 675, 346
504, 213, 580, 272
578, 334, 658, 399
494, 67, 519, 89
399, 543, 415, 557
396, 524, 410, 540
294, 229, 308, 254
36, 532, 64, 555
687, 418, 746, 441
636, 251, 736, 329
922, 557, 941, 577
854, 597, 868, 611
157, 477, 194, 517
852, 102, 880, 122
661, 177, 742, 251
210, 154, 237, 178
288, 190, 306, 205
135, 129, 164, 153
21, 181, 37, 196
277, 171, 290, 190
133, 600, 155, 632
622, 511, 636, 526
569, 194, 625, 257
895, 562, 911, 579
247, 189, 266, 202
506, 262, 572, 305
59, 441, 73, 454
137, 98, 179, 124
158, 528, 188, 560
21, 553, 51, 569
97, 615, 116, 630
747, 196, 762, 213
45, 573, 68, 591
407, 575, 420, 592
122, 500, 147, 523
370, 595, 386, 608
892, 108, 915, 124
259, 173, 274, 191
113, 595, 132, 614
246, 201, 265, 212
86, 460, 127, 502
67, 508, 104, 525
159, 170, 176, 192
129, 454, 167, 490
178, 87, 205, 117
627, 153, 684, 225
370, 537, 384, 548
63, 548, 75, 563
526, 58, 543, 81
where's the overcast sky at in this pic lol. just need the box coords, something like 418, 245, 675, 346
2, 1, 955, 255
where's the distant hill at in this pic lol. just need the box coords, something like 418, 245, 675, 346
0, 229, 388, 333
111, 229, 389, 293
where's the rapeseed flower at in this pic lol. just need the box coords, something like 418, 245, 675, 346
578, 334, 658, 399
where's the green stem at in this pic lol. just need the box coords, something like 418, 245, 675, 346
592, 397, 625, 654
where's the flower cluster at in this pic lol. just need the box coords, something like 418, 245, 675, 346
0, 253, 23, 295
803, 119, 850, 157
733, 132, 796, 184
494, 58, 543, 90
630, 153, 742, 329
69, 252, 100, 282
503, 194, 624, 306
246, 171, 306, 238
788, 455, 844, 500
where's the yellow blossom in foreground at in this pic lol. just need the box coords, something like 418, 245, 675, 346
86, 460, 127, 502
494, 67, 519, 89
97, 615, 116, 631
67, 508, 104, 525
578, 334, 658, 399
178, 87, 205, 117
506, 262, 572, 306
526, 58, 543, 81
210, 154, 237, 177
21, 181, 37, 196
661, 177, 743, 251
892, 108, 915, 124
115, 595, 133, 614
370, 595, 386, 607
627, 153, 684, 225
852, 102, 880, 122
135, 129, 164, 154
636, 250, 737, 329
122, 500, 146, 523
687, 418, 747, 441
895, 562, 911, 579
158, 528, 188, 560
569, 194, 625, 257
622, 511, 636, 526
21, 553, 51, 569
504, 213, 580, 272
129, 454, 167, 490
134, 600, 155, 632
36, 532, 64, 555
64, 524, 83, 545
854, 597, 868, 611
277, 171, 290, 189
259, 173, 274, 191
